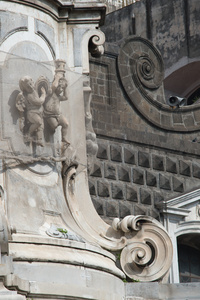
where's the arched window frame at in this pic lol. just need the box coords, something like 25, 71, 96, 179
158, 189, 200, 283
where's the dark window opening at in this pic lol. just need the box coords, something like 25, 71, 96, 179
178, 235, 200, 283
187, 87, 200, 105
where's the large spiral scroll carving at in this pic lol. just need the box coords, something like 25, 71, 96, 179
112, 216, 173, 282
63, 166, 173, 282
118, 36, 200, 132
134, 51, 163, 90
118, 36, 164, 105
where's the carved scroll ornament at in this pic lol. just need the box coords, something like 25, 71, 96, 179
112, 216, 173, 282
89, 34, 105, 58
118, 36, 200, 132
63, 166, 173, 282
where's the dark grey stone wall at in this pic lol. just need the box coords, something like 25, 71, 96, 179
89, 0, 200, 223
89, 138, 200, 223
102, 0, 200, 74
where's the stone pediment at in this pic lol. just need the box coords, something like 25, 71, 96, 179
160, 188, 200, 223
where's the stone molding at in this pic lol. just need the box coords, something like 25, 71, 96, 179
5, 0, 106, 24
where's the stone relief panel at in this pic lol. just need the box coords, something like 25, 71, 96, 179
15, 60, 69, 152
0, 40, 81, 236
2, 41, 54, 156
1, 43, 76, 164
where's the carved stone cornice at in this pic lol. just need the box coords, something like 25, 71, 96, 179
3, 0, 106, 24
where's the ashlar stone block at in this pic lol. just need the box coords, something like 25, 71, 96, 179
119, 201, 132, 218
173, 177, 184, 193
159, 174, 171, 190
152, 155, 164, 171
124, 148, 135, 165
138, 151, 150, 168
148, 208, 160, 220
118, 165, 131, 182
104, 163, 116, 180
179, 160, 191, 177
192, 162, 200, 178
90, 162, 103, 177
140, 188, 152, 205
154, 191, 164, 205
112, 183, 124, 199
146, 171, 157, 187
134, 204, 146, 216
166, 157, 177, 174
126, 185, 138, 202
97, 143, 108, 160
133, 168, 144, 185
106, 200, 119, 217
110, 144, 122, 162
97, 181, 110, 197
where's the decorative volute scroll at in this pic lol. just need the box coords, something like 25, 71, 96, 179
89, 34, 105, 58
63, 167, 173, 282
82, 29, 105, 74
118, 36, 200, 132
112, 216, 173, 282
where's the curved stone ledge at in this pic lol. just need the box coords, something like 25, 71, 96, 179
11, 233, 116, 261
11, 262, 124, 300
9, 241, 125, 279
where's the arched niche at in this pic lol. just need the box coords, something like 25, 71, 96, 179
1, 39, 54, 155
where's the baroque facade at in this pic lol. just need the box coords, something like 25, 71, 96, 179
0, 0, 199, 299
0, 0, 175, 300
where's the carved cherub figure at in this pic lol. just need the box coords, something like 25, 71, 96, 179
44, 74, 69, 147
17, 76, 46, 146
